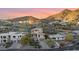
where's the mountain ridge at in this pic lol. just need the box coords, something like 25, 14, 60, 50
46, 9, 79, 21
6, 9, 79, 24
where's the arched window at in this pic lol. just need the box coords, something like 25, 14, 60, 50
13, 36, 16, 38
3, 36, 6, 38
19, 35, 21, 37
1, 36, 2, 38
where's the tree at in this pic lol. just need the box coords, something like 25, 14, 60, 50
46, 39, 55, 48
59, 41, 65, 48
32, 41, 41, 48
5, 41, 13, 48
20, 34, 31, 46
4, 40, 13, 48
65, 33, 74, 42
20, 34, 41, 48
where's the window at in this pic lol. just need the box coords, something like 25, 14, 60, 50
58, 37, 59, 39
13, 36, 16, 38
8, 35, 10, 38
1, 36, 2, 38
61, 37, 63, 39
35, 34, 37, 37
52, 38, 56, 39
19, 35, 21, 37
38, 35, 40, 37
3, 36, 6, 38
3, 40, 6, 42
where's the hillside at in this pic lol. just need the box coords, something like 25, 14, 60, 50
46, 9, 79, 22
7, 9, 79, 24
7, 16, 40, 24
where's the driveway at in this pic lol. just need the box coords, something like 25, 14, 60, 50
39, 41, 50, 49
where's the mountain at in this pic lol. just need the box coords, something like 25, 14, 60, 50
46, 9, 79, 22
46, 9, 72, 20
7, 16, 40, 24
64, 10, 79, 21
7, 9, 79, 25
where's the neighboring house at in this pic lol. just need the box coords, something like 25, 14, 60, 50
0, 26, 12, 33
49, 20, 67, 25
0, 32, 26, 44
49, 34, 66, 40
6, 20, 30, 32
59, 21, 67, 26
72, 30, 79, 39
72, 30, 79, 35
31, 28, 45, 41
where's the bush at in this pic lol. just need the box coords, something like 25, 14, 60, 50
59, 42, 65, 48
30, 40, 41, 48
5, 41, 13, 48
46, 39, 55, 48
65, 33, 74, 42
20, 34, 41, 48
20, 35, 31, 45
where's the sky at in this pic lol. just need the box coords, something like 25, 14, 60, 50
0, 8, 77, 19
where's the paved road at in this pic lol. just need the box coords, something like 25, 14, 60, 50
9, 42, 21, 49
0, 46, 7, 50
54, 42, 60, 48
39, 41, 50, 49
9, 42, 34, 49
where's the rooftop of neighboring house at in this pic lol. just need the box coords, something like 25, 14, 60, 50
49, 33, 66, 38
72, 30, 79, 33
0, 32, 26, 36
31, 28, 43, 32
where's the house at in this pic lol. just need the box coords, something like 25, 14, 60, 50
71, 30, 79, 39
72, 30, 79, 35
6, 20, 30, 32
0, 26, 12, 33
0, 32, 26, 44
49, 33, 66, 40
31, 28, 45, 41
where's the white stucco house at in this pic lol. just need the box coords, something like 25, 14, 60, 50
31, 28, 45, 41
72, 30, 79, 35
49, 34, 66, 40
0, 32, 26, 44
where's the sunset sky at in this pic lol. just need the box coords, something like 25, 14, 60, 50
0, 8, 77, 19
